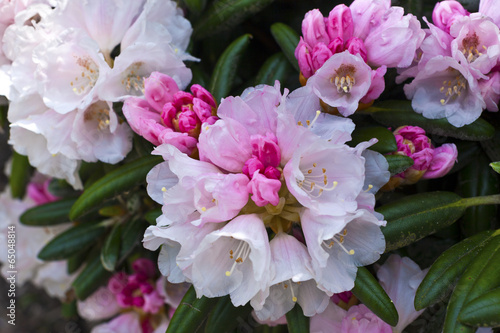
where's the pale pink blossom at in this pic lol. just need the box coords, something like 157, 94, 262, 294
432, 0, 469, 34
480, 0, 500, 27
479, 71, 500, 111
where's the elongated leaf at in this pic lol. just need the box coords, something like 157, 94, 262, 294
20, 198, 76, 226
166, 286, 218, 333
443, 232, 500, 333
67, 248, 89, 275
384, 155, 414, 176
38, 221, 107, 261
286, 303, 309, 333
415, 230, 495, 310
10, 151, 31, 199
367, 100, 495, 141
480, 127, 500, 161
72, 251, 113, 300
255, 52, 292, 86
209, 34, 252, 102
119, 218, 148, 261
101, 223, 122, 271
270, 23, 300, 72
205, 296, 252, 333
193, 0, 273, 39
69, 156, 162, 220
349, 127, 397, 154
352, 267, 399, 326
459, 287, 500, 327
378, 192, 466, 252
459, 152, 498, 237
490, 161, 500, 174
449, 141, 480, 174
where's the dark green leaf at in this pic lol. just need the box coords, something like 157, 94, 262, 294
145, 208, 162, 225
72, 252, 113, 300
286, 303, 309, 333
270, 23, 300, 72
349, 127, 397, 154
119, 218, 148, 261
378, 192, 466, 252
166, 286, 218, 333
480, 127, 500, 161
67, 248, 89, 275
459, 287, 500, 327
415, 230, 495, 310
69, 155, 162, 220
193, 0, 274, 39
20, 198, 75, 226
352, 267, 399, 326
385, 155, 414, 176
205, 295, 253, 333
255, 52, 292, 86
181, 0, 207, 14
208, 34, 252, 102
101, 223, 122, 272
443, 232, 500, 333
9, 151, 31, 199
490, 161, 500, 174
38, 221, 107, 261
367, 100, 495, 141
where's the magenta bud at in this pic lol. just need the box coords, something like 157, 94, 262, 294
326, 4, 353, 41
144, 72, 179, 112
345, 37, 367, 62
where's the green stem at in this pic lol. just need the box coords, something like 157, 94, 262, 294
459, 194, 500, 208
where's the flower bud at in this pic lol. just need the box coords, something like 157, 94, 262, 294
326, 4, 353, 41
302, 9, 329, 46
432, 0, 469, 33
422, 143, 458, 179
144, 72, 179, 112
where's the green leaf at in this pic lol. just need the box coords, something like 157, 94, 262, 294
385, 155, 414, 176
480, 127, 500, 161
459, 287, 500, 327
72, 251, 113, 300
144, 208, 162, 225
490, 161, 500, 174
181, 0, 207, 14
208, 34, 252, 103
349, 127, 397, 154
193, 0, 274, 39
286, 303, 309, 333
9, 151, 31, 199
69, 155, 162, 220
20, 198, 76, 226
166, 286, 218, 333
459, 152, 498, 237
378, 192, 466, 252
270, 23, 300, 72
352, 267, 399, 326
67, 249, 89, 275
255, 52, 292, 86
38, 221, 107, 261
119, 218, 148, 261
443, 232, 500, 333
415, 230, 495, 310
205, 295, 252, 333
101, 223, 122, 272
367, 100, 495, 141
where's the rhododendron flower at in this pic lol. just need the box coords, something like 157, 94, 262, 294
143, 82, 390, 320
432, 0, 469, 34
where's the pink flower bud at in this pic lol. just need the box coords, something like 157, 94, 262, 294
345, 37, 367, 62
264, 166, 281, 180
311, 43, 333, 73
193, 98, 214, 122
173, 91, 194, 109
360, 66, 387, 104
295, 38, 314, 78
250, 133, 281, 168
178, 110, 201, 134
132, 258, 156, 279
328, 37, 344, 54
432, 0, 469, 33
27, 179, 59, 205
326, 4, 353, 41
161, 102, 177, 129
422, 143, 458, 179
247, 172, 281, 207
479, 71, 500, 112
242, 157, 265, 178
108, 272, 128, 294
144, 72, 179, 112
302, 9, 329, 46
191, 84, 217, 107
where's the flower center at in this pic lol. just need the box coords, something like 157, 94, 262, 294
70, 56, 99, 95
297, 162, 338, 197
83, 101, 111, 130
331, 64, 356, 93
439, 73, 467, 105
281, 279, 298, 302
461, 33, 485, 63
225, 241, 251, 277
322, 228, 355, 255
122, 62, 145, 93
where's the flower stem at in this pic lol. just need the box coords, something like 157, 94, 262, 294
459, 194, 500, 207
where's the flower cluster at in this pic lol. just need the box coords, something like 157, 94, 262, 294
142, 82, 390, 321
1, 0, 195, 188
402, 0, 500, 127
295, 0, 425, 116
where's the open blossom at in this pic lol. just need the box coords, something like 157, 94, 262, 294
123, 72, 217, 155
143, 82, 390, 320
383, 126, 457, 190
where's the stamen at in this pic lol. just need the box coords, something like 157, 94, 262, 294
225, 242, 250, 277
307, 110, 321, 129
364, 184, 373, 192
161, 187, 167, 192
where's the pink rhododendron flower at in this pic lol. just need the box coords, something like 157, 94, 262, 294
432, 0, 469, 34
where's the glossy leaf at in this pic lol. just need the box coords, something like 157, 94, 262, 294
415, 230, 495, 310
69, 156, 162, 220
384, 155, 414, 176
208, 34, 252, 102
378, 192, 466, 252
443, 232, 500, 333
352, 267, 399, 326
119, 218, 148, 261
9, 151, 31, 199
286, 303, 309, 333
67, 249, 89, 275
38, 221, 107, 261
270, 23, 300, 72
349, 127, 397, 154
205, 296, 253, 333
72, 251, 113, 300
459, 287, 500, 327
166, 286, 218, 333
101, 222, 122, 272
193, 0, 273, 39
20, 198, 76, 226
255, 52, 292, 86
367, 100, 495, 141
490, 161, 500, 174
